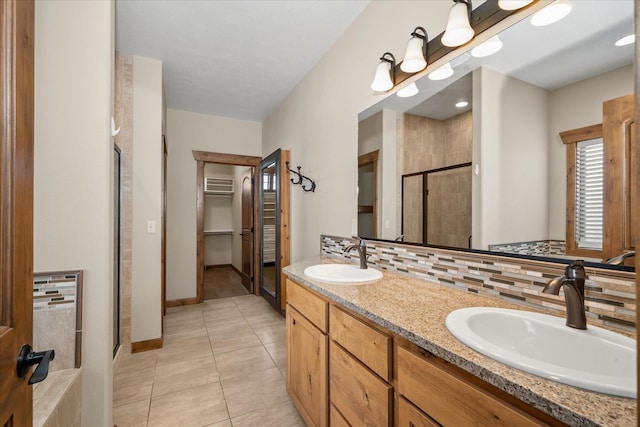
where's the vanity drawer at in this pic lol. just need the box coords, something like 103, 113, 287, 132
397, 396, 439, 427
286, 278, 327, 332
329, 404, 351, 427
330, 341, 392, 427
329, 305, 391, 381
396, 346, 545, 427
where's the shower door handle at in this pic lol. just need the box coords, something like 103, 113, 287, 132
16, 344, 56, 385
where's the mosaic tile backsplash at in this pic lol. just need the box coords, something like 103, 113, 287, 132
322, 235, 636, 333
33, 271, 83, 371
488, 239, 566, 257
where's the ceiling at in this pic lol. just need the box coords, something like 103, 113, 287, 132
116, 0, 369, 122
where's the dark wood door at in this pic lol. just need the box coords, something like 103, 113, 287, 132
241, 173, 253, 291
0, 1, 35, 425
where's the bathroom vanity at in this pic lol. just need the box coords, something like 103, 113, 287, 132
283, 256, 636, 427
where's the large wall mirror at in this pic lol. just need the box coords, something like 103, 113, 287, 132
358, 1, 635, 270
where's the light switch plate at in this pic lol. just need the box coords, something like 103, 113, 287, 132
146, 220, 156, 234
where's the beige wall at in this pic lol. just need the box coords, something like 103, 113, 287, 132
165, 109, 261, 300
131, 56, 163, 343
261, 1, 453, 261
473, 67, 549, 249
34, 1, 115, 425
547, 64, 633, 239
231, 166, 252, 272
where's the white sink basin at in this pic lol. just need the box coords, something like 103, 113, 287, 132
446, 307, 637, 398
303, 264, 382, 284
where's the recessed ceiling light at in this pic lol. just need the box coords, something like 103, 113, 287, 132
428, 63, 454, 81
470, 35, 504, 58
530, 0, 572, 27
456, 100, 469, 108
397, 82, 419, 98
615, 34, 635, 47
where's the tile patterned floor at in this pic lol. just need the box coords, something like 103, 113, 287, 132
113, 295, 303, 427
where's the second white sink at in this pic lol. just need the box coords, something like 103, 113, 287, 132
303, 263, 382, 284
446, 307, 637, 398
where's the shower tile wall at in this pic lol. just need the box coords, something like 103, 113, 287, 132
489, 240, 567, 256
322, 235, 635, 333
33, 271, 82, 371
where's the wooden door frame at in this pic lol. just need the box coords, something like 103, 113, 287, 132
0, 0, 34, 424
192, 151, 261, 304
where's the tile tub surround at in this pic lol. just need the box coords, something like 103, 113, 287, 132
33, 368, 82, 427
284, 255, 636, 426
489, 239, 567, 257
322, 235, 635, 333
33, 271, 83, 371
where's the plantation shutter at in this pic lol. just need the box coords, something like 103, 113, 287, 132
575, 138, 604, 249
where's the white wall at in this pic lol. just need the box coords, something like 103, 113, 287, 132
34, 1, 114, 425
131, 56, 163, 343
547, 64, 633, 239
262, 1, 453, 261
473, 67, 549, 249
166, 109, 261, 300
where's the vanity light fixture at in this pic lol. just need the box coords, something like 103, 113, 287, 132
498, 0, 533, 10
455, 100, 469, 108
615, 34, 635, 46
401, 27, 429, 73
428, 62, 454, 81
371, 52, 396, 92
442, 0, 474, 47
530, 0, 572, 27
397, 82, 419, 98
470, 35, 503, 57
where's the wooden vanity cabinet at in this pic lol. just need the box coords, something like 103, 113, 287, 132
286, 279, 328, 427
285, 277, 565, 427
396, 345, 559, 427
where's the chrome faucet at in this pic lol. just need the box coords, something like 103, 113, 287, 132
344, 238, 368, 269
542, 260, 587, 330
605, 251, 635, 266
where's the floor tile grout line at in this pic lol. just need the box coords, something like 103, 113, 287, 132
204, 301, 234, 425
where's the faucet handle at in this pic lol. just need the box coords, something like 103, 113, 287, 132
565, 260, 586, 280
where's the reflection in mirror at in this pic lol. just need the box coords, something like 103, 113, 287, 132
260, 151, 280, 308
357, 1, 635, 269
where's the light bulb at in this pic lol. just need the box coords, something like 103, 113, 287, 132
397, 82, 419, 98
401, 36, 427, 73
455, 100, 469, 108
498, 0, 533, 10
371, 61, 393, 92
470, 35, 503, 58
530, 0, 572, 27
442, 1, 474, 47
428, 63, 454, 81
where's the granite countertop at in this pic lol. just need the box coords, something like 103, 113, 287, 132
283, 255, 637, 427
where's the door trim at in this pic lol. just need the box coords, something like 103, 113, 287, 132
191, 151, 261, 304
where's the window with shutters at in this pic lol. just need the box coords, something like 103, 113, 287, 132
560, 124, 604, 258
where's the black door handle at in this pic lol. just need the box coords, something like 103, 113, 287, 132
17, 344, 55, 385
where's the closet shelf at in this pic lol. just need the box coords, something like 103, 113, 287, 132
204, 230, 233, 236
204, 177, 234, 196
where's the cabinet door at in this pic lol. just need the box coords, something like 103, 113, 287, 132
397, 396, 439, 427
330, 341, 392, 427
287, 305, 328, 427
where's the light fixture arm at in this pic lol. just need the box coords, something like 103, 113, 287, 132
380, 52, 396, 84
410, 26, 428, 60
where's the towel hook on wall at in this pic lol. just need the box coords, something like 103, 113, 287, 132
286, 162, 316, 192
